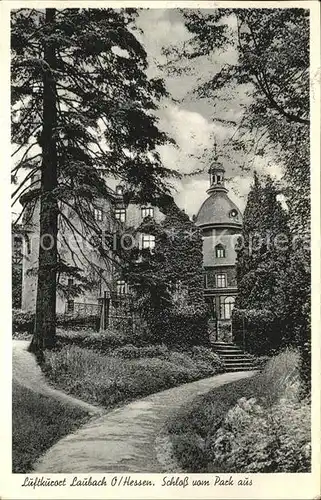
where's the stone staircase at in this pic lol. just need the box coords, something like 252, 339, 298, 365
212, 341, 257, 372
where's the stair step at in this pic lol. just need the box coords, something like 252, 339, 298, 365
224, 366, 255, 372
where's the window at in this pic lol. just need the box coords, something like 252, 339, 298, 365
67, 299, 74, 313
215, 244, 225, 258
68, 278, 74, 287
204, 273, 208, 288
115, 207, 126, 222
94, 208, 103, 221
224, 296, 235, 319
141, 206, 154, 219
116, 279, 127, 295
216, 274, 226, 288
116, 185, 123, 195
25, 235, 31, 255
142, 234, 155, 250
229, 209, 238, 219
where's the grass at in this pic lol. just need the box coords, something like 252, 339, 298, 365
12, 382, 90, 473
41, 344, 223, 409
165, 348, 310, 473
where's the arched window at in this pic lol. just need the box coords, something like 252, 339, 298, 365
115, 185, 123, 195
215, 244, 225, 258
224, 296, 235, 320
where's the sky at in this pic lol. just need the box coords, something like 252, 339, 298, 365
135, 8, 283, 218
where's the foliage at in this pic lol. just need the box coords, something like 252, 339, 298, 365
12, 309, 100, 334
111, 343, 169, 359
178, 8, 309, 234
11, 8, 175, 349
233, 175, 295, 354
12, 266, 22, 309
42, 344, 223, 408
209, 395, 310, 473
124, 203, 208, 346
166, 349, 310, 473
12, 382, 89, 473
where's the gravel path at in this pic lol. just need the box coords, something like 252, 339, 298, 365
34, 371, 255, 473
13, 339, 255, 473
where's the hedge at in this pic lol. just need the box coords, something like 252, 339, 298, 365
12, 309, 100, 334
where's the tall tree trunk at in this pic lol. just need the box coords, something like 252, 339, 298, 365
29, 9, 58, 352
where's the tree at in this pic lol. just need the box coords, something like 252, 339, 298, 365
233, 174, 292, 353
123, 200, 208, 346
169, 8, 309, 234
11, 8, 176, 351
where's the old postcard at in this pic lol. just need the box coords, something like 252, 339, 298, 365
1, 0, 320, 499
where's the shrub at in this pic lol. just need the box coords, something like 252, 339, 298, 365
232, 308, 281, 355
111, 344, 169, 359
208, 396, 311, 473
56, 328, 128, 352
191, 346, 224, 372
42, 344, 222, 409
12, 309, 100, 335
167, 349, 310, 473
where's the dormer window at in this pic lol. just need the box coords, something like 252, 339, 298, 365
116, 185, 123, 195
229, 209, 238, 219
215, 244, 226, 258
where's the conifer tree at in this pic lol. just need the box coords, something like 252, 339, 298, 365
11, 8, 175, 351
234, 174, 292, 352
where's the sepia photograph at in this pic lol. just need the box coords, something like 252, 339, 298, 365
9, 1, 317, 486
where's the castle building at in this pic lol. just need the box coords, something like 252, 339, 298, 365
195, 159, 243, 341
19, 174, 164, 319
18, 159, 242, 338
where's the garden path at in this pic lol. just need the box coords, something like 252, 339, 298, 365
12, 339, 102, 415
13, 339, 255, 473
33, 369, 255, 473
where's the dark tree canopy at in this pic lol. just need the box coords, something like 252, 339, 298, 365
11, 8, 176, 349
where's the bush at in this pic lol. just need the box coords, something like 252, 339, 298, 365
232, 308, 281, 355
12, 309, 100, 335
191, 346, 224, 371
111, 343, 169, 359
167, 348, 310, 473
208, 395, 310, 473
56, 328, 128, 352
42, 344, 222, 409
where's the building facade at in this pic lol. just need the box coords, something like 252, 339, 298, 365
19, 173, 164, 318
195, 160, 242, 342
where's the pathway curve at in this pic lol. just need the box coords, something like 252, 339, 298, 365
33, 370, 255, 473
12, 339, 102, 415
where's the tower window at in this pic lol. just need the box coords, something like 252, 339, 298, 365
141, 206, 154, 219
216, 274, 226, 288
115, 207, 126, 222
94, 208, 103, 221
215, 244, 226, 258
142, 234, 155, 250
116, 279, 127, 295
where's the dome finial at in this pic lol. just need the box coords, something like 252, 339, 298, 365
207, 140, 227, 194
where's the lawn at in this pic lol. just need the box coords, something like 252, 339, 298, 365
165, 349, 311, 473
12, 382, 90, 473
41, 342, 224, 409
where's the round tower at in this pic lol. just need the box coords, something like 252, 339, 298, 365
195, 157, 242, 342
